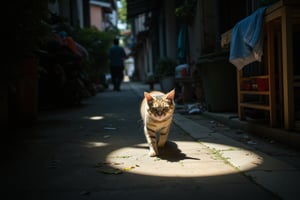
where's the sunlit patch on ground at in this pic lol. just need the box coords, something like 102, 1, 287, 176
84, 116, 105, 120
84, 141, 109, 148
105, 141, 263, 177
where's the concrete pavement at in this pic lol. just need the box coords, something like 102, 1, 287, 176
2, 81, 300, 199
131, 81, 300, 200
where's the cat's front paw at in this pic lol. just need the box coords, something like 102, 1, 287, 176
148, 150, 158, 157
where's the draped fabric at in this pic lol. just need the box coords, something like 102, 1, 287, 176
229, 7, 268, 70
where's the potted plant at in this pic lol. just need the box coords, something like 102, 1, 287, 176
175, 0, 197, 25
73, 27, 117, 83
155, 57, 178, 93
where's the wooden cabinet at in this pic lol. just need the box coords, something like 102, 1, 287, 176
238, 65, 277, 127
264, 0, 300, 130
237, 15, 278, 127
223, 0, 300, 129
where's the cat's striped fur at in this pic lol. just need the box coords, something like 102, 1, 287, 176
140, 89, 175, 157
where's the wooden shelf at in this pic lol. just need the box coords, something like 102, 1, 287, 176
241, 75, 269, 80
238, 72, 274, 125
240, 90, 270, 95
237, 23, 275, 126
240, 103, 270, 110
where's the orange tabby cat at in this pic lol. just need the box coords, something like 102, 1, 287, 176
140, 89, 175, 157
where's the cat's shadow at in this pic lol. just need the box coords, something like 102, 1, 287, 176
157, 141, 200, 162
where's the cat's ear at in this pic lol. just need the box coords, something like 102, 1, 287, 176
166, 89, 175, 100
144, 92, 153, 101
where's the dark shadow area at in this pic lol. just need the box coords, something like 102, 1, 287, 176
158, 141, 200, 162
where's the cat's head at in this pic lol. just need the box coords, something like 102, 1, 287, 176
144, 89, 175, 121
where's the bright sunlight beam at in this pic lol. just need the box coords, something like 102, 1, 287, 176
105, 141, 263, 177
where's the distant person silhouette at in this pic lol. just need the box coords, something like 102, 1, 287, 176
108, 38, 128, 91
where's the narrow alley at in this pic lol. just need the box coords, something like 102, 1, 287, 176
3, 82, 299, 200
